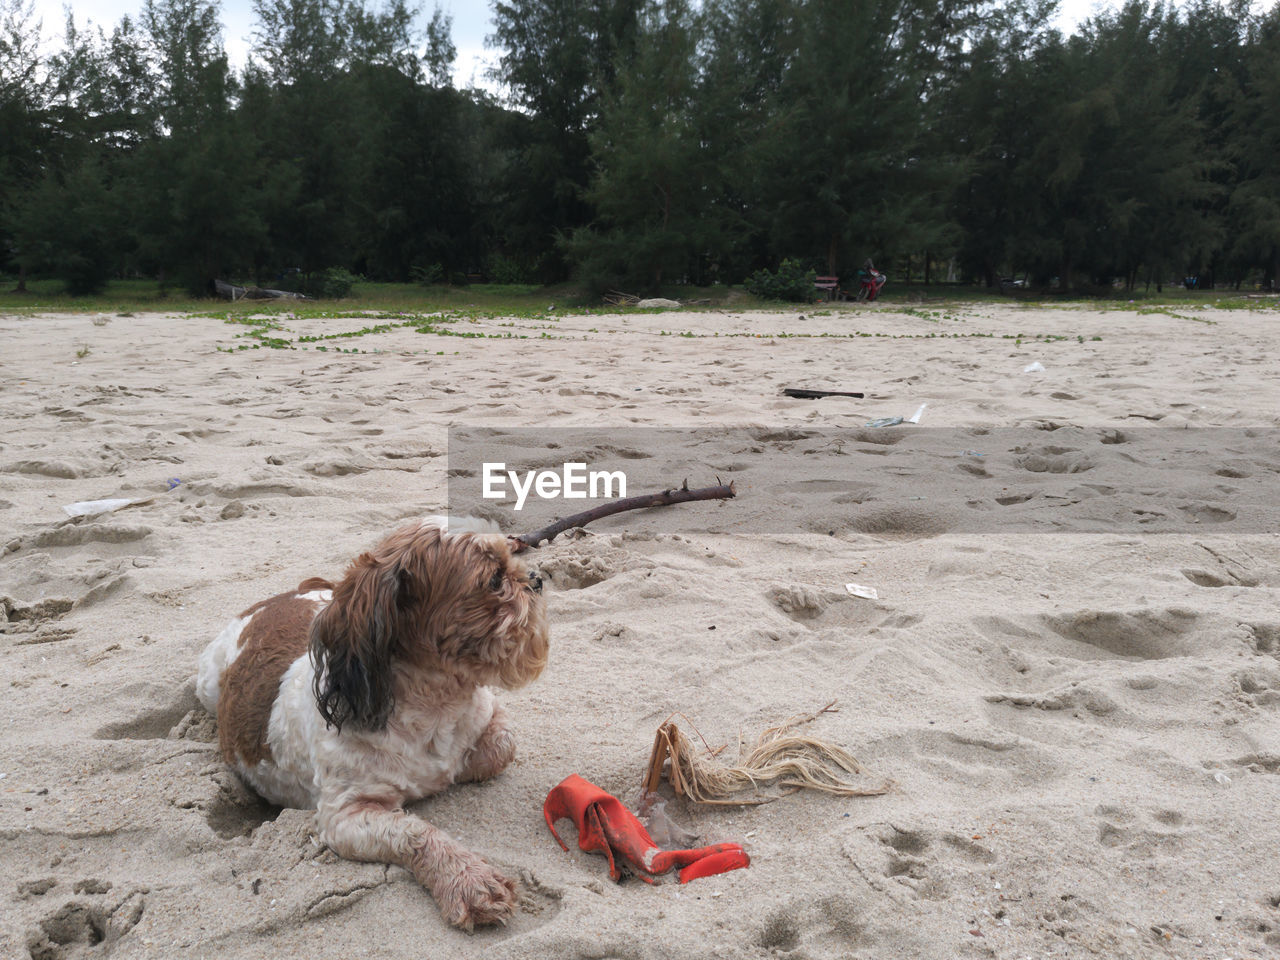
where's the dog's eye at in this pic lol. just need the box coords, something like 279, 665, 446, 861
489, 568, 505, 591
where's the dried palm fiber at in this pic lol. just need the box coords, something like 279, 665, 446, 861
642, 702, 892, 805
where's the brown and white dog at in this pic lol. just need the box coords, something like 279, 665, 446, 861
196, 518, 549, 929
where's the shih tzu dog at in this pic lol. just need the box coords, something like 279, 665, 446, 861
196, 518, 549, 929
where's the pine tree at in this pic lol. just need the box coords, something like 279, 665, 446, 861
565, 0, 710, 291
489, 0, 643, 278
0, 0, 48, 288
1225, 4, 1280, 287
748, 0, 977, 278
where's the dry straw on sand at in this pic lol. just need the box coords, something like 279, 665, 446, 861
642, 703, 892, 805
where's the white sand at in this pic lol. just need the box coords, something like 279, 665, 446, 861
2, 302, 1279, 959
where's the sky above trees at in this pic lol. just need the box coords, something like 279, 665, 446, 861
27, 0, 494, 83
25, 0, 1113, 89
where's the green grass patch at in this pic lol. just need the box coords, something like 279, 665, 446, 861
0, 278, 591, 317
5, 277, 1274, 321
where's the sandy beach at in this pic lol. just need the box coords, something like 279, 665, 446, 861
3, 301, 1279, 959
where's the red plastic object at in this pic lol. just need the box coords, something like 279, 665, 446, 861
544, 774, 750, 884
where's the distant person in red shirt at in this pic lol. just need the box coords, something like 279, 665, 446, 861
857, 259, 886, 301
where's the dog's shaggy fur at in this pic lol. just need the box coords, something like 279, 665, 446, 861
196, 519, 549, 928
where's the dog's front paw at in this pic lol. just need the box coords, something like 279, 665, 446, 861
432, 853, 517, 930
458, 722, 516, 783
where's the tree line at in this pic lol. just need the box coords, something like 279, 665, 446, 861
1, 0, 1277, 296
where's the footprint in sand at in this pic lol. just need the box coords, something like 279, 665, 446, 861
1182, 567, 1258, 588
766, 583, 837, 623
24, 889, 145, 960
300, 458, 371, 477
4, 460, 99, 480
536, 549, 631, 590
1214, 461, 1253, 478
201, 776, 283, 840
1230, 754, 1280, 775
861, 725, 1058, 793
93, 683, 201, 742
1176, 502, 1236, 524
984, 680, 1121, 717
1039, 607, 1210, 660
1232, 668, 1280, 709
194, 477, 322, 499
7, 522, 152, 555
376, 443, 441, 461
843, 506, 953, 539
755, 894, 872, 953
1245, 622, 1280, 657
995, 491, 1034, 506
842, 822, 995, 905
17, 879, 60, 900
1015, 446, 1094, 474
3, 596, 76, 632
1093, 803, 1188, 856
750, 427, 820, 444
3, 553, 137, 644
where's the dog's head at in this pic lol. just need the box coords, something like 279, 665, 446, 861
309, 520, 548, 733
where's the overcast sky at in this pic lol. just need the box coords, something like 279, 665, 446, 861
22, 0, 500, 86
23, 0, 1110, 91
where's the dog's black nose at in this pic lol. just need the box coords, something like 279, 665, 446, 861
528, 570, 544, 593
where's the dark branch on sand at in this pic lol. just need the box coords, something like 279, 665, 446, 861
511, 481, 736, 551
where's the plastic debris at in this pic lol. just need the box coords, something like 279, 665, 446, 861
636, 791, 698, 848
1213, 771, 1232, 786
867, 403, 925, 428
845, 583, 879, 600
63, 498, 137, 518
1024, 361, 1045, 373
544, 774, 749, 884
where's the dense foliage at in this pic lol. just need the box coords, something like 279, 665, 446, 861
745, 258, 817, 303
2, 0, 1278, 296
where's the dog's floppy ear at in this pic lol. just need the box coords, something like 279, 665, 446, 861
309, 552, 407, 732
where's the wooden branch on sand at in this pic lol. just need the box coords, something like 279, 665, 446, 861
782, 387, 865, 399
511, 480, 736, 551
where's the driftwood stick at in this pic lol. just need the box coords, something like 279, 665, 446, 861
511, 480, 736, 551
782, 387, 865, 399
